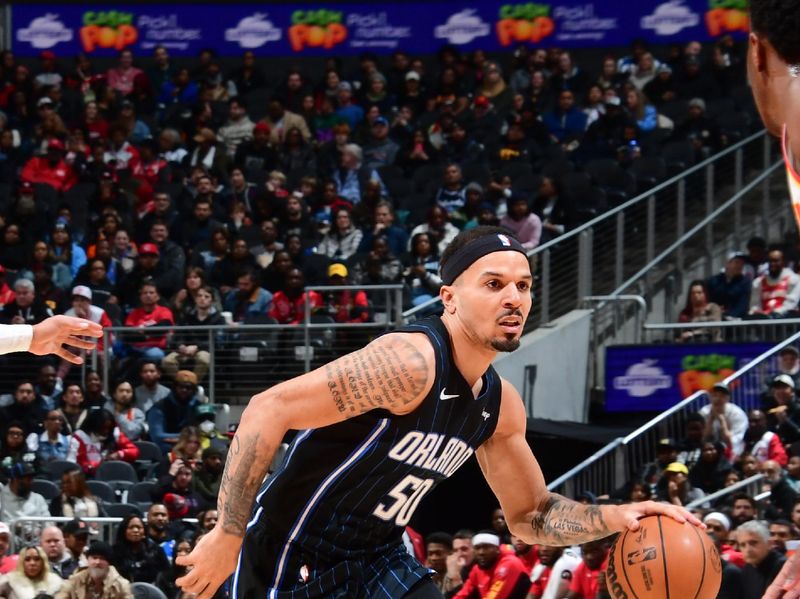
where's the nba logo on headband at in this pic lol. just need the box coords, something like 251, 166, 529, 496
497, 234, 511, 247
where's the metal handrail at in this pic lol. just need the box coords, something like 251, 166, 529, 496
547, 438, 624, 491
401, 130, 769, 321
610, 160, 782, 297
684, 473, 764, 509
644, 318, 800, 330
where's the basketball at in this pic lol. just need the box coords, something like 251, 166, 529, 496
605, 515, 722, 599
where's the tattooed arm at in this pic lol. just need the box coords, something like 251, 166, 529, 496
476, 380, 703, 546
176, 333, 434, 599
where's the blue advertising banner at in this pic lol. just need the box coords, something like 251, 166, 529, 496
11, 1, 750, 57
605, 342, 771, 413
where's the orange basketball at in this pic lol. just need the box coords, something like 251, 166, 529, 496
606, 515, 722, 599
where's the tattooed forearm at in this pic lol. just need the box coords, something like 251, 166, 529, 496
529, 493, 611, 545
324, 335, 429, 416
217, 432, 271, 536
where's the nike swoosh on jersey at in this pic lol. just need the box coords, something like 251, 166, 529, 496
439, 389, 459, 400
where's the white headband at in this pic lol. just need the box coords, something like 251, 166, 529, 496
472, 533, 500, 547
703, 512, 731, 531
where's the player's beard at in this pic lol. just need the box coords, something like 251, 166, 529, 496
490, 336, 520, 352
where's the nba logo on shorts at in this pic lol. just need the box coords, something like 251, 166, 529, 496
497, 234, 511, 246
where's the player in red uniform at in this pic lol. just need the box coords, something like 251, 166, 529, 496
454, 532, 530, 599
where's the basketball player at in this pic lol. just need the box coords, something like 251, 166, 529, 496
177, 227, 701, 598
751, 3, 800, 596
0, 314, 102, 364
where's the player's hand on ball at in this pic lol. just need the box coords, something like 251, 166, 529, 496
176, 527, 242, 599
610, 500, 705, 531
764, 550, 800, 598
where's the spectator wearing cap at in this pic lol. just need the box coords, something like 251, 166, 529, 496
0, 278, 53, 326
162, 285, 222, 383
234, 121, 279, 174
217, 98, 254, 159
750, 248, 800, 317
700, 382, 748, 460
187, 127, 228, 176
35, 51, 63, 89
707, 251, 751, 318
193, 444, 225, 505
778, 346, 800, 389
195, 404, 227, 451
59, 286, 113, 373
363, 116, 399, 170
500, 193, 542, 250
50, 221, 86, 281
0, 460, 50, 543
764, 374, 800, 446
323, 263, 370, 324
146, 370, 201, 452
452, 531, 528, 599
675, 54, 719, 101
57, 540, 132, 599
59, 519, 89, 579
261, 96, 311, 145
334, 83, 364, 131
656, 461, 706, 506
636, 437, 679, 496
673, 97, 723, 158
118, 243, 175, 308
0, 522, 17, 574
122, 281, 175, 361
20, 137, 77, 192
584, 94, 629, 160
0, 545, 63, 599
332, 143, 385, 204
67, 409, 139, 477
644, 63, 677, 106
317, 207, 363, 261
703, 512, 745, 567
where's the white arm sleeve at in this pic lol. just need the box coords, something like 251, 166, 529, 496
0, 324, 32, 355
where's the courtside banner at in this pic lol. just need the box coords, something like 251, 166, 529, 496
11, 0, 748, 57
605, 342, 772, 413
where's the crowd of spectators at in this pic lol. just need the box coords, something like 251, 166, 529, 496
0, 34, 771, 599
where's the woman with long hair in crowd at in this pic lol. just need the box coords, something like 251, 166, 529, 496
104, 380, 146, 442
155, 536, 194, 598
158, 425, 202, 476
0, 546, 62, 599
112, 513, 169, 584
402, 232, 443, 309
170, 266, 222, 319
50, 468, 105, 519
678, 279, 723, 342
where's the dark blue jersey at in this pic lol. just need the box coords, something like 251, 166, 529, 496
242, 316, 503, 596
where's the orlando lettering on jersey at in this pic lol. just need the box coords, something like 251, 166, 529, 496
387, 431, 474, 478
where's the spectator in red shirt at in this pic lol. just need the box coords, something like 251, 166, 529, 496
511, 534, 538, 575
0, 265, 15, 310
703, 512, 745, 567
454, 531, 529, 599
20, 138, 77, 192
323, 263, 370, 323
567, 539, 608, 599
123, 281, 175, 361
66, 408, 139, 476
268, 267, 323, 325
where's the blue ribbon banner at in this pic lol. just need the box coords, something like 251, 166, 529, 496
12, 1, 749, 57
605, 341, 772, 413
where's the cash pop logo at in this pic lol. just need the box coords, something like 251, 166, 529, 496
288, 9, 347, 51
80, 10, 138, 52
705, 0, 749, 37
496, 3, 555, 46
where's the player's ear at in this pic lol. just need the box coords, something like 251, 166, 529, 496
749, 32, 768, 73
440, 285, 456, 314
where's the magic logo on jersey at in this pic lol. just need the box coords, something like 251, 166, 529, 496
783, 124, 800, 233
371, 431, 475, 526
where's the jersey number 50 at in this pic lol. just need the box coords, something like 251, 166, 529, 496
372, 474, 434, 526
